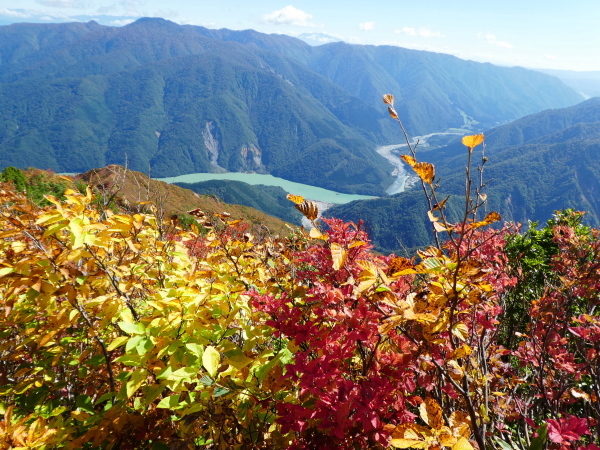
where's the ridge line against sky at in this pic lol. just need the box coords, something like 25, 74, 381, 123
1, 1, 599, 72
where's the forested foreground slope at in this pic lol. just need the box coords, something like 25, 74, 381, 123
1, 168, 600, 449
0, 18, 583, 195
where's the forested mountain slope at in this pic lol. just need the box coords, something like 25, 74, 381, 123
0, 18, 583, 196
328, 98, 600, 252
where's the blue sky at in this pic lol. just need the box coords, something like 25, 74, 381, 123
2, 1, 599, 71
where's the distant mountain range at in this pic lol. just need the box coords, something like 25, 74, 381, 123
328, 97, 600, 251
536, 69, 600, 99
0, 18, 584, 196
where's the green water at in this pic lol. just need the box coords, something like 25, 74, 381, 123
155, 173, 375, 204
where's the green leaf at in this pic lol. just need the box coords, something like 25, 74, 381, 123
199, 375, 214, 386
202, 346, 220, 378
167, 367, 197, 381
75, 395, 94, 413
255, 352, 283, 382
126, 336, 144, 353
136, 337, 154, 356
528, 423, 547, 450
84, 354, 105, 366
114, 354, 143, 367
118, 321, 145, 335
107, 336, 129, 351
156, 394, 180, 409
185, 343, 204, 358
214, 387, 231, 397
143, 384, 165, 406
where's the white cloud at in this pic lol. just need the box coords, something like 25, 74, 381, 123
477, 32, 514, 49
36, 0, 83, 7
298, 32, 341, 44
0, 8, 34, 17
110, 18, 134, 26
381, 40, 456, 55
359, 21, 375, 31
177, 19, 216, 27
263, 5, 315, 27
395, 27, 444, 38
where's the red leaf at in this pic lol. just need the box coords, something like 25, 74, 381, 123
547, 416, 590, 444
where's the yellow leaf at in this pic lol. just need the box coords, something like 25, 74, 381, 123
438, 427, 457, 446
348, 240, 367, 248
383, 94, 394, 106
427, 210, 439, 222
461, 134, 484, 149
413, 162, 435, 184
11, 241, 26, 253
449, 411, 472, 438
126, 369, 146, 398
37, 330, 59, 348
309, 227, 327, 240
451, 323, 469, 341
226, 353, 253, 370
202, 346, 220, 378
71, 410, 91, 422
433, 221, 449, 233
452, 437, 475, 450
390, 438, 427, 449
357, 260, 378, 293
400, 154, 417, 167
331, 243, 348, 271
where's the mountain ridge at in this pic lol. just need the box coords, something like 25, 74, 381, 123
0, 18, 584, 196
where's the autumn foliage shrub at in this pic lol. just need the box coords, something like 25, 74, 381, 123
1, 98, 600, 448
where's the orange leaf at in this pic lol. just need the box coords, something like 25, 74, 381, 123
383, 94, 395, 106
413, 162, 435, 184
388, 106, 399, 119
483, 211, 501, 223
295, 200, 319, 221
433, 196, 450, 211
420, 397, 444, 429
400, 154, 417, 167
387, 257, 413, 275
469, 211, 501, 229
461, 134, 484, 149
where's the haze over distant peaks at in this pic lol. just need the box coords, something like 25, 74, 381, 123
297, 32, 343, 46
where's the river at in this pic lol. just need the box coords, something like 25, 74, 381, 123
377, 132, 463, 194
156, 131, 462, 206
